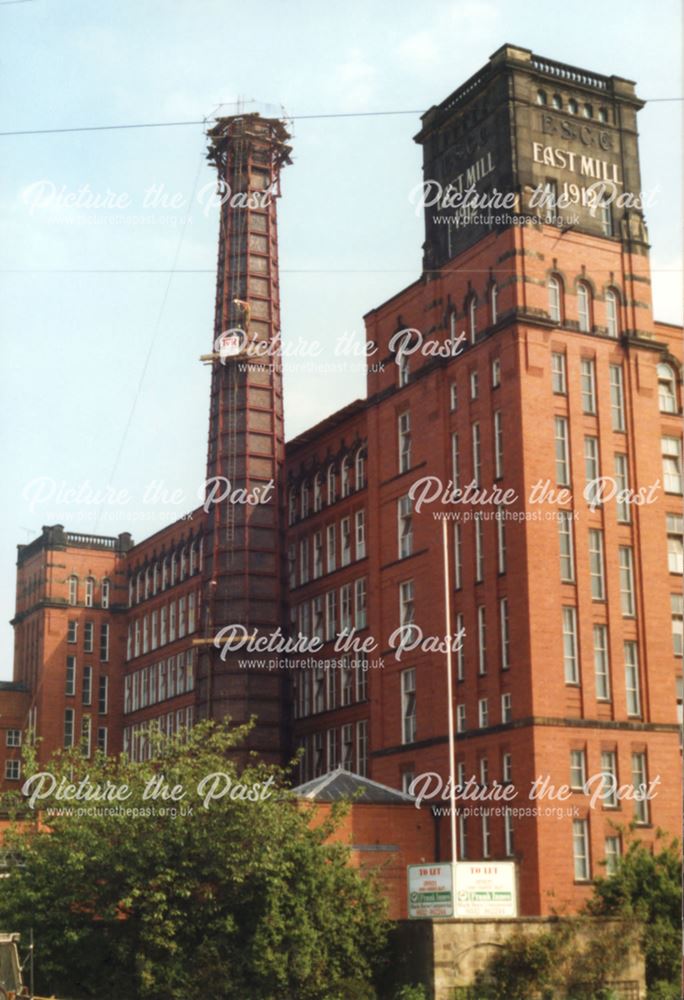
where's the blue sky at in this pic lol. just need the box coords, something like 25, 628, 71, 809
0, 0, 681, 675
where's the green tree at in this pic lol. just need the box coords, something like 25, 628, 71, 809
0, 722, 388, 999
587, 831, 682, 997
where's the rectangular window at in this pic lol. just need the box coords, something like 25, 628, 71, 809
563, 607, 578, 684
66, 656, 76, 696
570, 749, 587, 789
398, 495, 413, 559
470, 370, 479, 400
64, 708, 74, 749
451, 432, 460, 489
326, 524, 336, 573
398, 412, 411, 473
288, 544, 297, 588
314, 668, 325, 714
491, 357, 501, 388
475, 517, 484, 583
341, 724, 353, 770
500, 598, 510, 670
477, 605, 487, 675
160, 607, 167, 646
81, 715, 92, 757
614, 454, 631, 522
354, 578, 367, 629
502, 753, 512, 784
604, 836, 621, 875
356, 720, 368, 777
580, 358, 597, 414
494, 410, 503, 478
504, 810, 514, 857
619, 546, 635, 617
5, 760, 20, 781
456, 612, 465, 681
326, 666, 337, 711
454, 524, 462, 589
340, 518, 351, 567
501, 692, 512, 723
98, 675, 108, 714
551, 352, 566, 394
478, 697, 489, 728
327, 729, 338, 771
97, 726, 108, 753
662, 437, 683, 494
67, 620, 78, 644
355, 510, 366, 559
624, 641, 641, 716
496, 506, 506, 573
356, 660, 367, 702
555, 417, 570, 486
573, 819, 590, 881
85, 577, 94, 608
456, 704, 466, 733
631, 752, 649, 824
472, 423, 481, 486
300, 538, 310, 584
609, 365, 625, 432
584, 436, 600, 506
667, 514, 683, 573
482, 813, 491, 858
399, 580, 415, 636
401, 668, 416, 744
100, 623, 109, 662
340, 584, 352, 633
593, 624, 611, 701
672, 594, 683, 657
82, 665, 92, 706
6, 729, 21, 748
589, 529, 606, 600
312, 533, 323, 579
558, 511, 575, 582
450, 382, 458, 411
325, 590, 337, 642
600, 750, 618, 808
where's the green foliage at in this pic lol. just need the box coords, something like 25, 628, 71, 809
468, 918, 637, 999
393, 986, 429, 1000
0, 722, 389, 999
587, 831, 682, 992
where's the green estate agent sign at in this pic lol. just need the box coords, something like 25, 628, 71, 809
408, 862, 518, 919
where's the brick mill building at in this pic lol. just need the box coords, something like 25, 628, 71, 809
6, 45, 682, 917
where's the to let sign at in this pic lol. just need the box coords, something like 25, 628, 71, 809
407, 863, 454, 918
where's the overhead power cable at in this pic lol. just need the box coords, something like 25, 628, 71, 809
0, 99, 682, 137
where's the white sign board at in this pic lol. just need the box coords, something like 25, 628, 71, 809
408, 863, 454, 918
453, 862, 518, 918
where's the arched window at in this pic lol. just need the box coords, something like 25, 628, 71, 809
583, 104, 593, 119
135, 572, 143, 603
605, 289, 619, 337
449, 311, 457, 343
568, 99, 578, 115
355, 448, 366, 490
552, 94, 562, 110
468, 295, 477, 343
341, 457, 350, 498
327, 464, 336, 505
153, 562, 160, 594
85, 577, 95, 608
144, 567, 151, 600
189, 540, 198, 575
171, 552, 178, 586
313, 472, 323, 513
101, 578, 110, 609
398, 351, 410, 387
658, 364, 677, 414
548, 276, 562, 323
537, 90, 547, 105
162, 557, 169, 590
128, 578, 134, 608
288, 487, 297, 526
577, 282, 591, 333
300, 480, 310, 518
490, 283, 498, 325
68, 575, 78, 606
180, 547, 188, 581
